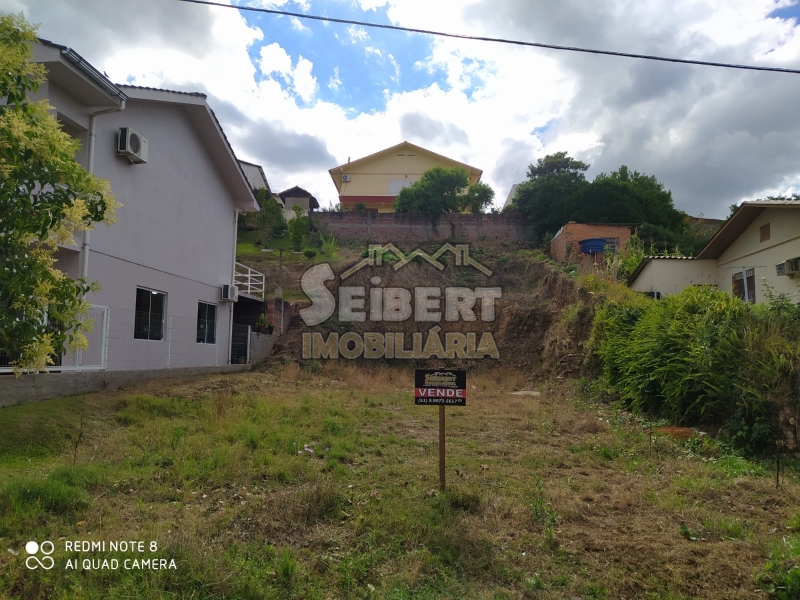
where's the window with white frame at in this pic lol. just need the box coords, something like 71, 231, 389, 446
196, 302, 217, 344
134, 287, 166, 340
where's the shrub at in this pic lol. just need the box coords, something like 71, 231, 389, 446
288, 206, 309, 251
591, 285, 800, 453
320, 234, 339, 260
303, 248, 316, 259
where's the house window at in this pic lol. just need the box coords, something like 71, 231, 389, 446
134, 287, 166, 340
389, 180, 413, 195
197, 302, 217, 344
760, 223, 770, 242
732, 269, 756, 304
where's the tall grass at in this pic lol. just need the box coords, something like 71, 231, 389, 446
591, 285, 800, 453
320, 234, 339, 261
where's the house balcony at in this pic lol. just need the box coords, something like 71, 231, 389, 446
234, 262, 265, 300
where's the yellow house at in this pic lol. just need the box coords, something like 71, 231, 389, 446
628, 200, 800, 304
328, 141, 483, 213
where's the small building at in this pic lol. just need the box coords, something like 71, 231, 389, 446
550, 223, 634, 263
503, 184, 520, 210
628, 200, 800, 304
278, 186, 319, 219
328, 141, 482, 213
239, 160, 271, 192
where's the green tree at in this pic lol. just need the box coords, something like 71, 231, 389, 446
394, 166, 494, 215
463, 181, 495, 214
512, 152, 714, 253
511, 152, 590, 239
0, 13, 118, 373
287, 205, 308, 251
254, 188, 286, 245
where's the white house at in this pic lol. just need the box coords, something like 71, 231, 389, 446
8, 38, 265, 373
629, 200, 800, 304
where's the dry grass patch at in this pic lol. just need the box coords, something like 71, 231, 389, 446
0, 363, 799, 599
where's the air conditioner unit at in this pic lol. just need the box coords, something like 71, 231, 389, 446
342, 174, 351, 182
220, 284, 238, 302
117, 127, 149, 164
785, 258, 800, 275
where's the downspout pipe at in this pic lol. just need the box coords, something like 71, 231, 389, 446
80, 100, 126, 284
229, 210, 240, 365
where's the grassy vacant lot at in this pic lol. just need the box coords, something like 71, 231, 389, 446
1, 363, 799, 599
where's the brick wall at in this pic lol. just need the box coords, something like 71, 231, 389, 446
313, 212, 535, 243
550, 223, 633, 263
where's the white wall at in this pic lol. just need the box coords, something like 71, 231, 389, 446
715, 208, 800, 302
630, 259, 718, 296
43, 85, 240, 368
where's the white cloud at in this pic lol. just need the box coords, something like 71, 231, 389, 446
258, 43, 317, 102
292, 56, 318, 102
259, 42, 292, 77
388, 53, 400, 81
289, 16, 310, 31
358, 0, 389, 10
328, 66, 343, 90
346, 24, 370, 43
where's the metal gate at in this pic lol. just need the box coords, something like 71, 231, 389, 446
230, 324, 250, 365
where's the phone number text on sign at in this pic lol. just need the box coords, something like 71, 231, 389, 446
415, 397, 466, 405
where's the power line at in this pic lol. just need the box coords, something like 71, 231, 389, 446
176, 0, 800, 75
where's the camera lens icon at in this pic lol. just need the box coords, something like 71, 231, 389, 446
25, 540, 55, 570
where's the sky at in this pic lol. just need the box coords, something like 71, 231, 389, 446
2, 0, 800, 217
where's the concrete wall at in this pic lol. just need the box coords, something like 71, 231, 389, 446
630, 259, 718, 296
715, 208, 800, 302
550, 223, 633, 263
0, 365, 251, 408
249, 332, 276, 364
314, 212, 534, 243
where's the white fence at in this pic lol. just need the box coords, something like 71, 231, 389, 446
0, 305, 231, 373
104, 307, 222, 371
0, 305, 109, 374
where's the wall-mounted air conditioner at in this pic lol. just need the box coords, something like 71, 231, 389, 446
785, 258, 800, 275
342, 174, 351, 182
117, 127, 149, 164
220, 284, 238, 302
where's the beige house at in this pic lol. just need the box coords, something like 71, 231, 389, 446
629, 200, 800, 303
328, 141, 482, 213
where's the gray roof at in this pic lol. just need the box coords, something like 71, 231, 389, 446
119, 84, 206, 98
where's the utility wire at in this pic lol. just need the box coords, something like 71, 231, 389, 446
176, 0, 800, 75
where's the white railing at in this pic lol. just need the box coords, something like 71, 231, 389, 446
235, 262, 266, 299
0, 305, 109, 374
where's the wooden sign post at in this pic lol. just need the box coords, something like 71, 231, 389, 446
414, 369, 467, 491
